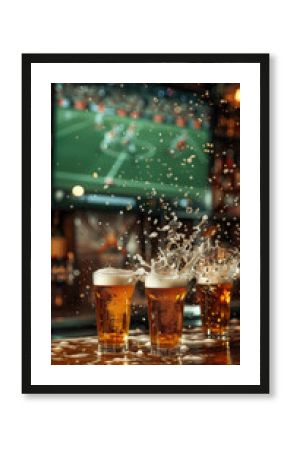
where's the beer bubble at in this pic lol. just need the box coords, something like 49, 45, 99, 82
180, 345, 189, 353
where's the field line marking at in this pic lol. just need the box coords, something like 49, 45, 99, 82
105, 151, 128, 179
54, 170, 207, 195
56, 121, 91, 138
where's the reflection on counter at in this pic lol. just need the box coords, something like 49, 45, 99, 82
52, 321, 240, 365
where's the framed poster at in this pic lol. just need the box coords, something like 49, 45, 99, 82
22, 53, 269, 394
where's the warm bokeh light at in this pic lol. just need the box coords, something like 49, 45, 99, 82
72, 185, 85, 197
234, 88, 240, 103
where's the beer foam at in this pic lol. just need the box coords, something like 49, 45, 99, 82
92, 268, 136, 286
145, 273, 189, 289
196, 265, 231, 285
133, 216, 208, 279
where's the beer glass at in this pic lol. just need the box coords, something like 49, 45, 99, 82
92, 268, 136, 353
195, 244, 239, 338
195, 247, 239, 338
196, 277, 233, 337
145, 273, 188, 356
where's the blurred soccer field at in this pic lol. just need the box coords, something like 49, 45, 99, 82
53, 108, 210, 201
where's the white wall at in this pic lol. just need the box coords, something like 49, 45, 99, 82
0, 1, 286, 449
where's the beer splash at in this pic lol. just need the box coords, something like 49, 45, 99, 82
195, 242, 240, 284
133, 213, 240, 284
133, 214, 210, 280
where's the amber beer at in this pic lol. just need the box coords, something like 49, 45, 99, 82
93, 268, 135, 353
196, 279, 233, 337
145, 274, 188, 355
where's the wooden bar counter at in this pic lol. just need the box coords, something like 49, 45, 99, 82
51, 320, 240, 365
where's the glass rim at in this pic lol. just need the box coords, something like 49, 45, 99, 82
144, 272, 190, 288
144, 272, 190, 279
92, 268, 136, 286
94, 267, 135, 276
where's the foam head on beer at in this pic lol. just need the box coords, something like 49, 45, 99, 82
196, 265, 228, 285
92, 267, 136, 286
145, 271, 189, 288
196, 259, 239, 285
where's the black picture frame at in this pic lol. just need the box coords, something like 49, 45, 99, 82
22, 53, 269, 394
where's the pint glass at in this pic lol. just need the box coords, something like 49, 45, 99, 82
145, 274, 188, 355
195, 244, 239, 337
196, 279, 233, 337
92, 268, 136, 353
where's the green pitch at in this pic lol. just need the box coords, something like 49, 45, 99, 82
53, 108, 210, 202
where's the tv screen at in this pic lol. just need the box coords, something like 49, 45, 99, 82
52, 83, 212, 214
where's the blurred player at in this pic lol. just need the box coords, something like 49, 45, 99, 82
122, 123, 136, 153
94, 104, 105, 129
100, 124, 123, 151
168, 131, 188, 155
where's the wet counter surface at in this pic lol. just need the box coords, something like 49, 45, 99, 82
51, 320, 240, 365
